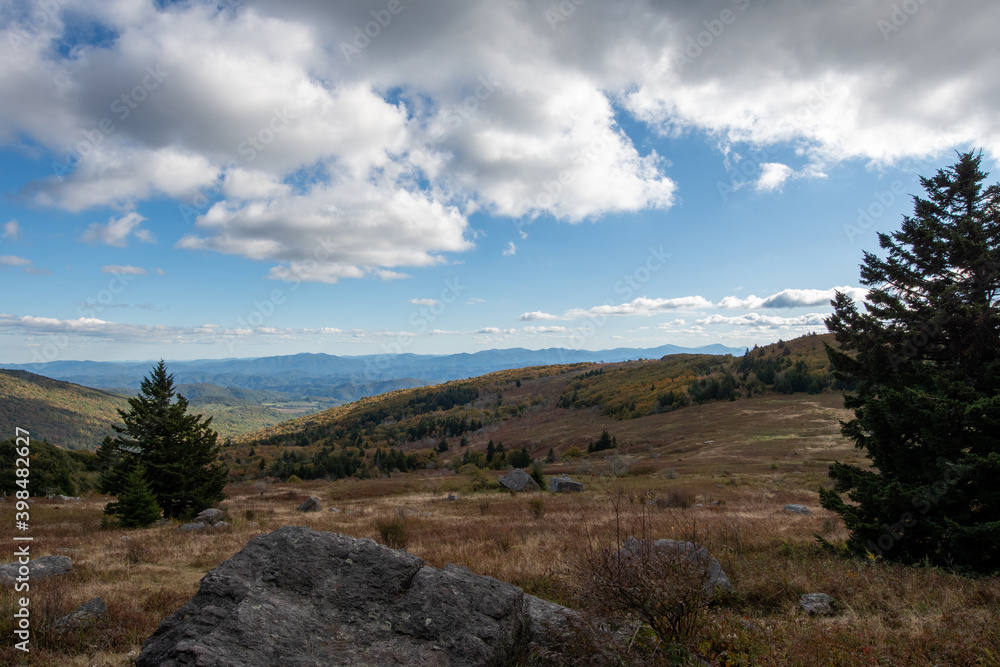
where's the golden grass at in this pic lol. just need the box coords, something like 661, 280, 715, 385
3, 471, 997, 666
2, 392, 998, 665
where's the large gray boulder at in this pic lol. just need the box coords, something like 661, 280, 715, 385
137, 526, 577, 666
297, 496, 322, 512
548, 474, 584, 493
195, 508, 225, 523
0, 555, 72, 585
498, 468, 539, 492
622, 536, 732, 596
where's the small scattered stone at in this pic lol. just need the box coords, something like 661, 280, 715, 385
785, 504, 811, 515
55, 597, 107, 631
178, 522, 206, 532
328, 507, 341, 513
799, 593, 834, 616
213, 521, 229, 530
297, 496, 322, 512
154, 518, 173, 526
447, 493, 457, 501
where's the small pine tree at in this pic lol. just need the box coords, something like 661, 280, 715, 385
545, 447, 556, 463
99, 360, 227, 519
529, 461, 546, 490
104, 465, 161, 529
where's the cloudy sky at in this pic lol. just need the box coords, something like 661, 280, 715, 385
0, 0, 997, 363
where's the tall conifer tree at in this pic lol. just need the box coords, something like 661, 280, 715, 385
821, 151, 1000, 573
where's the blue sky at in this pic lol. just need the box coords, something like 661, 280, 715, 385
1, 0, 997, 363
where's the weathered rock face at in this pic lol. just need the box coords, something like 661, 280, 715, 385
177, 522, 205, 532
137, 526, 573, 667
297, 495, 322, 512
799, 593, 834, 616
548, 474, 584, 493
0, 555, 72, 585
498, 468, 539, 492
55, 597, 107, 631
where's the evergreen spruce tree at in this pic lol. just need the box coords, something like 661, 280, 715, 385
820, 151, 1000, 573
100, 361, 228, 520
104, 464, 162, 528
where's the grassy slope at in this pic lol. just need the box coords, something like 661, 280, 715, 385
0, 370, 323, 448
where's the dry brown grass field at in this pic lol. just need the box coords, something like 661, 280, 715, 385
3, 392, 999, 666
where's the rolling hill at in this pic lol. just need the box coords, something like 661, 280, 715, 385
228, 333, 840, 481
0, 369, 129, 449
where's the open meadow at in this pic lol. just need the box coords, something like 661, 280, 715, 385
2, 393, 998, 666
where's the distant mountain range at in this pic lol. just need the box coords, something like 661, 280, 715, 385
0, 343, 744, 449
1, 343, 744, 396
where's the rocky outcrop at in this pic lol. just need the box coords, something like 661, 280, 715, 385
137, 526, 578, 666
548, 474, 584, 493
498, 468, 539, 492
55, 597, 107, 631
0, 555, 72, 585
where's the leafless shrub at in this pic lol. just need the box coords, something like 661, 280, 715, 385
654, 489, 696, 509
575, 486, 713, 654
